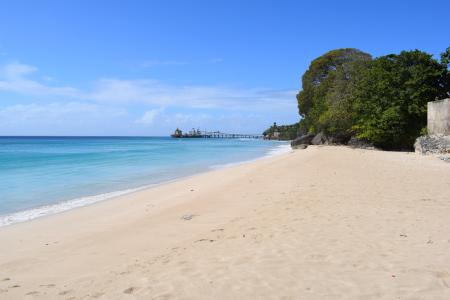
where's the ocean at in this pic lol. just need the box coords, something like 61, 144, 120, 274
0, 136, 289, 226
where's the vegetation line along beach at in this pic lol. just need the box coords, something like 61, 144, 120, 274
266, 47, 449, 151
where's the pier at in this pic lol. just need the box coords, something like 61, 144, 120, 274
171, 128, 263, 139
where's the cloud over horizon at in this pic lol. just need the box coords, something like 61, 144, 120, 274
0, 62, 299, 135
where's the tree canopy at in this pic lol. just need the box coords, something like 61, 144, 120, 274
353, 50, 449, 149
296, 48, 371, 140
293, 47, 449, 149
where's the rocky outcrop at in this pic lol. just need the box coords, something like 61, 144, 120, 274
347, 136, 375, 149
291, 132, 349, 149
290, 134, 315, 148
311, 132, 331, 145
291, 144, 308, 150
291, 132, 363, 149
414, 135, 450, 155
311, 132, 351, 145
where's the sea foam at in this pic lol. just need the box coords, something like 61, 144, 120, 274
0, 185, 151, 227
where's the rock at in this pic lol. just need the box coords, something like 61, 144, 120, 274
347, 136, 375, 149
311, 132, 345, 145
181, 214, 196, 220
440, 156, 450, 163
311, 132, 331, 145
292, 144, 308, 150
414, 134, 450, 155
123, 287, 138, 294
291, 134, 315, 147
292, 132, 352, 147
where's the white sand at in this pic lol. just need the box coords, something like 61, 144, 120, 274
0, 146, 449, 299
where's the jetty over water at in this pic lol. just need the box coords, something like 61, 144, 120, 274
171, 128, 263, 139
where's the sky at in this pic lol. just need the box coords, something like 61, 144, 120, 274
0, 0, 448, 136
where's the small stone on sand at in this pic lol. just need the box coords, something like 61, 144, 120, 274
181, 214, 195, 220
123, 287, 137, 294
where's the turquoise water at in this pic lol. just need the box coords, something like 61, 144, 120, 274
0, 137, 288, 226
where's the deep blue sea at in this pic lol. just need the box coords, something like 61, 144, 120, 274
0, 137, 289, 226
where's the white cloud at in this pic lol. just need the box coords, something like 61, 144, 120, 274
0, 62, 79, 97
0, 62, 297, 114
0, 102, 125, 122
135, 107, 164, 125
88, 79, 173, 106
87, 78, 297, 111
0, 102, 127, 135
2, 63, 37, 78
162, 112, 213, 127
133, 110, 272, 134
0, 61, 300, 135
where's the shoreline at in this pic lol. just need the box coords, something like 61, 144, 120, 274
1, 146, 449, 299
0, 143, 291, 228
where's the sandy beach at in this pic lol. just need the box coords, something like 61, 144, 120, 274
0, 146, 449, 299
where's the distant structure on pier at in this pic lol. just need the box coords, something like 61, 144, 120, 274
171, 128, 263, 139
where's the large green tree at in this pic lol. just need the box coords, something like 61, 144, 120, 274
296, 48, 371, 139
353, 49, 449, 149
441, 46, 450, 69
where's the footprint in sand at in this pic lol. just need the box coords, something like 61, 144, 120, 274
123, 287, 139, 294
58, 289, 73, 295
195, 239, 214, 243
25, 291, 39, 295
91, 292, 104, 298
154, 293, 174, 300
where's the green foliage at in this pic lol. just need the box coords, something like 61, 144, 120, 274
440, 46, 450, 98
296, 48, 371, 140
441, 46, 450, 68
294, 47, 449, 150
353, 50, 449, 149
263, 122, 299, 140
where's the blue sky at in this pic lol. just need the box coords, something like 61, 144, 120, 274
0, 0, 448, 135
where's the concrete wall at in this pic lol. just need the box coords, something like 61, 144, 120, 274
428, 98, 450, 135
